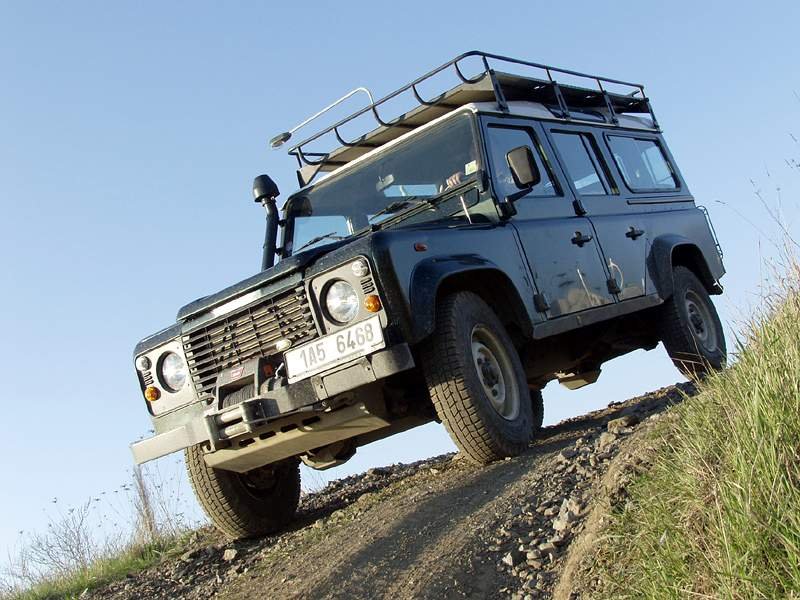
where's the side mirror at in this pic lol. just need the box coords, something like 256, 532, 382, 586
506, 146, 541, 190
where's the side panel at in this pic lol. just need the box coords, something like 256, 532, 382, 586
371, 224, 542, 343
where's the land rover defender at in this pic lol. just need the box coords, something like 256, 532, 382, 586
131, 51, 726, 539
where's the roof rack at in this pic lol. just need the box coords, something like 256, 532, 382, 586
276, 51, 659, 186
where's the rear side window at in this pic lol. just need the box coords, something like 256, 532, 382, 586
486, 125, 558, 199
551, 132, 612, 195
607, 136, 678, 191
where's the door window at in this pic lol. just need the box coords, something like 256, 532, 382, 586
551, 132, 613, 196
486, 126, 558, 200
607, 136, 678, 191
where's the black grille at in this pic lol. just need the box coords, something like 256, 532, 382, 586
183, 285, 317, 403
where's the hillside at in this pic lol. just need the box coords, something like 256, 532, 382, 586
560, 270, 800, 599
82, 383, 693, 600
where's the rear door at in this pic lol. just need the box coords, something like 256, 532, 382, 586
483, 119, 615, 318
545, 126, 647, 301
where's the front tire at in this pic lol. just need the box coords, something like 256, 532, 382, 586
660, 266, 726, 378
185, 446, 300, 539
422, 291, 534, 465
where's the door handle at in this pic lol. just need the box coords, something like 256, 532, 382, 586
571, 231, 593, 247
626, 226, 645, 240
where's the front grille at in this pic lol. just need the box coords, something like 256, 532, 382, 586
182, 284, 317, 403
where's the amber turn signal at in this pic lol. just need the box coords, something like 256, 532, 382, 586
144, 386, 161, 402
364, 294, 382, 312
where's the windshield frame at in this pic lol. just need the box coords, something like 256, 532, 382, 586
280, 108, 481, 257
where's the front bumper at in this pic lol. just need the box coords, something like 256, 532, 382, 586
130, 343, 414, 466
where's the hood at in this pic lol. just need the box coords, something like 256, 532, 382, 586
176, 243, 342, 322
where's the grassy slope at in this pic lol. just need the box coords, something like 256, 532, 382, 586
591, 276, 800, 598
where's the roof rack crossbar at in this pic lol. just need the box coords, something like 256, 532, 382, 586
284, 51, 659, 172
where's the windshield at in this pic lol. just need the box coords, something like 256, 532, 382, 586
284, 113, 479, 254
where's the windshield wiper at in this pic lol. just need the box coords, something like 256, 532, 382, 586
296, 231, 347, 252
366, 178, 477, 232
368, 197, 431, 222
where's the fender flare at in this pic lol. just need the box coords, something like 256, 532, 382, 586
407, 254, 534, 343
649, 234, 718, 299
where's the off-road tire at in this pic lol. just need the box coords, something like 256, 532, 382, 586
185, 445, 300, 539
422, 291, 533, 465
660, 266, 726, 378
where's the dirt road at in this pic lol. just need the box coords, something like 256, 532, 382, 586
91, 383, 692, 600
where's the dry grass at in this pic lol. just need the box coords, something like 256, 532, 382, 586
589, 260, 800, 599
1, 460, 199, 600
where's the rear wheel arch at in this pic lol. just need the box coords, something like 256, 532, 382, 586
650, 236, 719, 299
671, 244, 718, 294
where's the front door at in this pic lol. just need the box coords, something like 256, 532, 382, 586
483, 119, 615, 318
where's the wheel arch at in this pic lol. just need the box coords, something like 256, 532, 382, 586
408, 257, 534, 345
650, 235, 721, 299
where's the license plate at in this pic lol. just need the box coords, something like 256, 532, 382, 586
284, 315, 385, 383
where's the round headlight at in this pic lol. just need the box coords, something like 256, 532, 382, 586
325, 280, 359, 323
159, 352, 188, 392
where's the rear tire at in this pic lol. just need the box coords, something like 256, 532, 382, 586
185, 446, 300, 540
660, 266, 726, 378
422, 291, 533, 465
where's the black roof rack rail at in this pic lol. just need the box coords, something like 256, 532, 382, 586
277, 51, 658, 185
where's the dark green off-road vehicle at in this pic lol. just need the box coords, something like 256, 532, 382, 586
131, 52, 726, 538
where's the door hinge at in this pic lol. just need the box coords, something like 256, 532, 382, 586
607, 277, 621, 295
534, 293, 550, 313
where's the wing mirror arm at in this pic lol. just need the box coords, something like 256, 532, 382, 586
497, 145, 542, 220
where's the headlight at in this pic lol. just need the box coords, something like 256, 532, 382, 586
159, 352, 188, 392
324, 280, 359, 323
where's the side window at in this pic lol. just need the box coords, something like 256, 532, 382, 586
607, 136, 678, 191
551, 132, 613, 196
486, 125, 558, 200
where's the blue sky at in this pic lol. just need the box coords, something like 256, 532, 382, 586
1, 1, 799, 557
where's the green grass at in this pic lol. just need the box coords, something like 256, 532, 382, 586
10, 535, 187, 600
592, 271, 800, 598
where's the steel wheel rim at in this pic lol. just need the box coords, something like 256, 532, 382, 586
684, 290, 717, 353
471, 325, 520, 420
